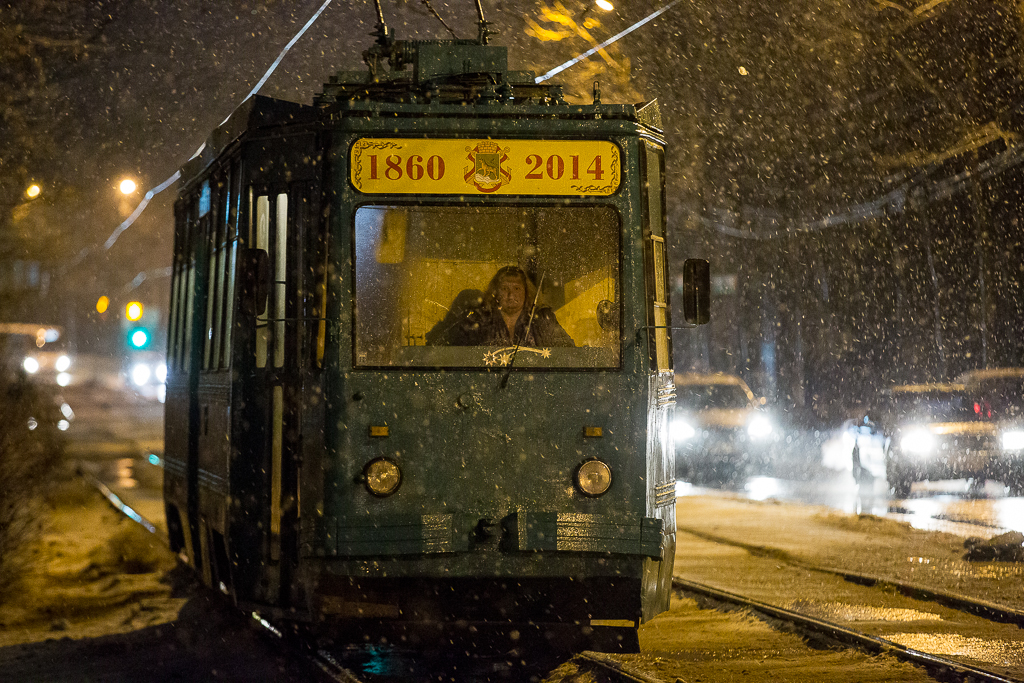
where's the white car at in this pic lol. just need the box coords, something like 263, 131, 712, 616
672, 372, 775, 484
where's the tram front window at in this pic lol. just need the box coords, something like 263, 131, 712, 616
353, 205, 621, 368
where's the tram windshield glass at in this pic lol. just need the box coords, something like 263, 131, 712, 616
354, 205, 621, 368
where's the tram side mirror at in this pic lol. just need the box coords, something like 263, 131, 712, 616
681, 258, 710, 325
240, 248, 270, 317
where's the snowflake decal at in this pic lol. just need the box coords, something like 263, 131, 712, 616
482, 346, 552, 366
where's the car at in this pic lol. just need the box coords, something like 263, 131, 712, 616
881, 382, 1009, 497
672, 372, 774, 484
123, 351, 167, 402
955, 367, 1024, 420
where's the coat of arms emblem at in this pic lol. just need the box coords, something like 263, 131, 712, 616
465, 141, 511, 193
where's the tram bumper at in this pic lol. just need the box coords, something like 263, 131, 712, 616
307, 512, 665, 560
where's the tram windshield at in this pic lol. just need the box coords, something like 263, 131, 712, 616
354, 205, 620, 368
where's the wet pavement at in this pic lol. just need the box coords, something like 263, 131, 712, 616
680, 454, 1024, 540
61, 382, 167, 533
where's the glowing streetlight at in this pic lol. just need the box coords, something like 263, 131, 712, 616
595, 0, 614, 11
119, 178, 137, 195
25, 184, 41, 199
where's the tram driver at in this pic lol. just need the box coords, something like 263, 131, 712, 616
426, 266, 575, 348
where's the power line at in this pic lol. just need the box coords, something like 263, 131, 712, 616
97, 0, 334, 255
535, 0, 684, 83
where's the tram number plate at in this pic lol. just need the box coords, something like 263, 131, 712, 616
350, 138, 621, 196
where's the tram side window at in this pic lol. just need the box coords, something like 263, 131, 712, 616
353, 205, 621, 369
251, 191, 290, 370
201, 174, 238, 372
170, 192, 199, 374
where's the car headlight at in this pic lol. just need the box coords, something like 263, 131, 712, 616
55, 355, 71, 372
131, 363, 152, 386
672, 418, 696, 442
747, 415, 773, 440
1001, 429, 1024, 452
575, 459, 613, 496
900, 427, 936, 456
23, 357, 39, 374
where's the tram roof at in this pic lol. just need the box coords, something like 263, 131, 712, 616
180, 95, 315, 183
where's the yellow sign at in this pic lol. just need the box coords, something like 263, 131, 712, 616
350, 138, 620, 196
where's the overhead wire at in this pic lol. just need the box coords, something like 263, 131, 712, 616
92, 0, 334, 259
535, 0, 685, 83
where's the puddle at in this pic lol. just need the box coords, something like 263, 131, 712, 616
787, 599, 940, 623
886, 632, 1024, 667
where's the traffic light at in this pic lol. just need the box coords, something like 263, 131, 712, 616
127, 326, 151, 349
126, 301, 144, 321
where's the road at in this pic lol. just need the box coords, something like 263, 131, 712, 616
677, 426, 1024, 540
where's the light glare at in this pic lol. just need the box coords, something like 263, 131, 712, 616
26, 184, 41, 199
126, 301, 143, 321
596, 0, 614, 10
747, 415, 773, 440
119, 178, 137, 194
901, 427, 936, 456
131, 363, 151, 386
672, 418, 696, 441
23, 357, 39, 374
1002, 430, 1024, 451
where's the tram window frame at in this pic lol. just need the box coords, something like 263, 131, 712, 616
640, 141, 672, 374
250, 187, 303, 372
168, 202, 185, 372
222, 161, 241, 366
351, 203, 622, 370
198, 171, 238, 373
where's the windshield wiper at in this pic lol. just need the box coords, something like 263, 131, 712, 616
499, 272, 544, 390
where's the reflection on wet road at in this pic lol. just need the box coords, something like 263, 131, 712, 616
678, 465, 1024, 539
885, 632, 1024, 669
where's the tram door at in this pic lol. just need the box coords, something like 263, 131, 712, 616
236, 182, 314, 606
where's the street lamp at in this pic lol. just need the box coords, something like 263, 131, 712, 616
119, 178, 137, 195
25, 184, 41, 199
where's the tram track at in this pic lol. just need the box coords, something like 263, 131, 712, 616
568, 651, 671, 682
673, 577, 1023, 683
84, 464, 1021, 682
81, 467, 370, 683
678, 525, 1024, 628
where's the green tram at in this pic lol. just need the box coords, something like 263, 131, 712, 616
164, 32, 709, 651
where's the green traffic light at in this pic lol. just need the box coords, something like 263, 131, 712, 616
128, 327, 150, 349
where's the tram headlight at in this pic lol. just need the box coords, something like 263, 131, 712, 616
1001, 429, 1024, 452
363, 458, 402, 497
575, 459, 612, 496
900, 427, 936, 457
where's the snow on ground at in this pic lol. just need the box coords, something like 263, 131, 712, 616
2, 474, 1021, 681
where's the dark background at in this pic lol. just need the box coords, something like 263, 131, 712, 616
3, 0, 1023, 425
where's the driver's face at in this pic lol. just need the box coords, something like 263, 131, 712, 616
496, 276, 526, 316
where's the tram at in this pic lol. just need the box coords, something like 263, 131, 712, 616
163, 11, 709, 652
